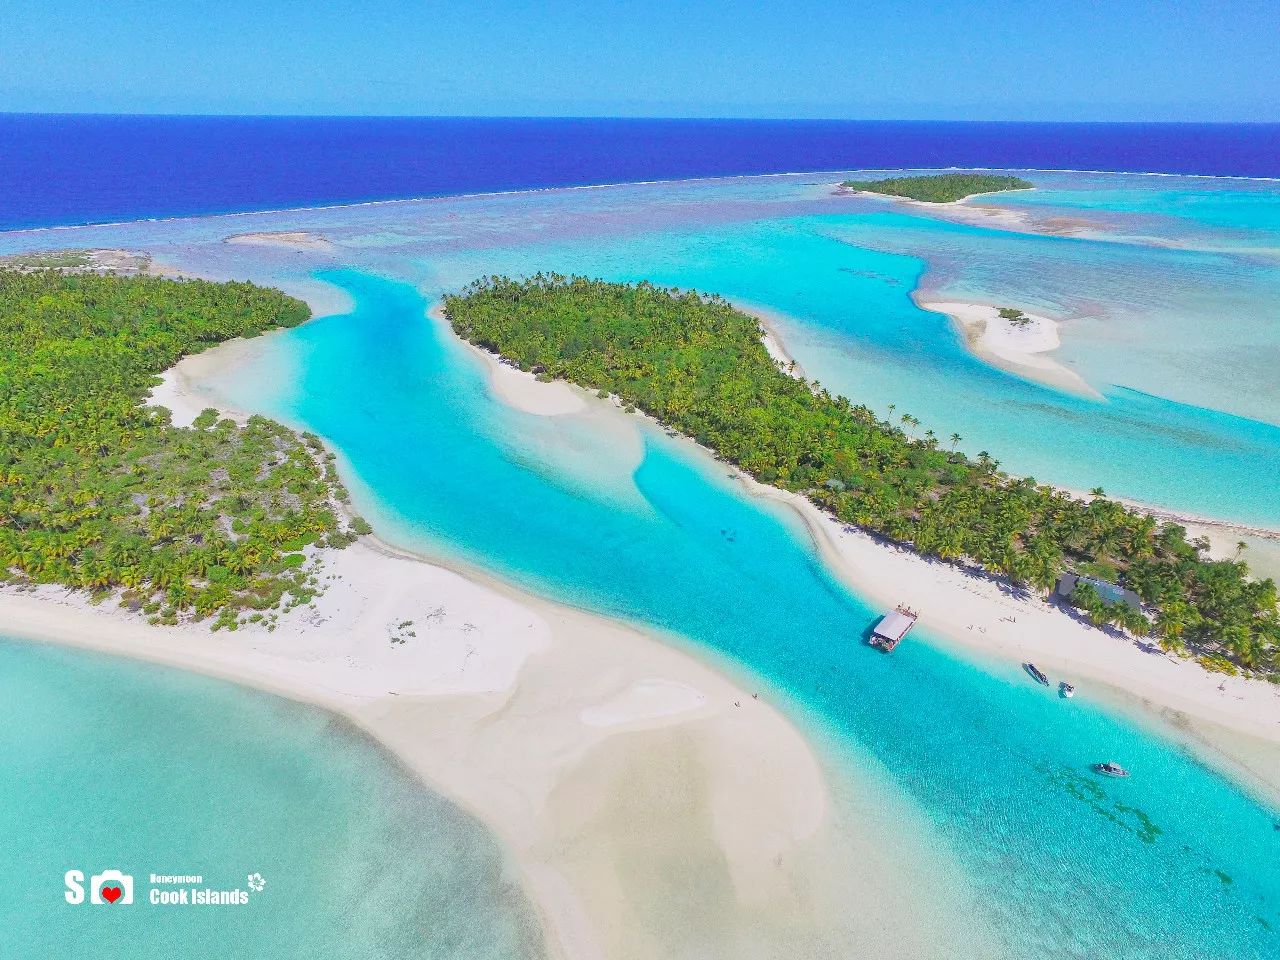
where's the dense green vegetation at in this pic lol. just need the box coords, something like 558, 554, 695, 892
0, 270, 365, 629
840, 173, 1034, 203
997, 307, 1033, 328
446, 275, 1279, 677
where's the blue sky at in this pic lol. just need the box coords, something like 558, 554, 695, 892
3, 0, 1277, 120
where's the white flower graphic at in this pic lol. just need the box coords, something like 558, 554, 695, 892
247, 872, 266, 893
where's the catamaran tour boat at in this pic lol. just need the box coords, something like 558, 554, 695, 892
1023, 662, 1050, 686
1093, 761, 1130, 778
1059, 681, 1075, 699
869, 604, 919, 652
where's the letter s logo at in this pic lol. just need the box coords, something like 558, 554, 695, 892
64, 870, 85, 904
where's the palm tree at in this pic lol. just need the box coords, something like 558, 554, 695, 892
1120, 606, 1151, 637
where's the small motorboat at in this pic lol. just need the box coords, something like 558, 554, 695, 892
1023, 662, 1050, 686
1059, 682, 1075, 699
1093, 761, 1130, 778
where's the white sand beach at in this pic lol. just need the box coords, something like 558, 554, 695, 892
144, 354, 232, 427
9, 274, 1280, 958
0, 520, 988, 960
479, 349, 587, 415
918, 297, 1103, 398
434, 304, 589, 417
10, 325, 1002, 959
484, 347, 1280, 791
759, 485, 1280, 799
748, 305, 808, 377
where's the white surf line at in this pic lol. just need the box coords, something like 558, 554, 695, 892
4, 163, 1277, 238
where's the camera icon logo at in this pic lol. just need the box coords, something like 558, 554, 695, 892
90, 870, 134, 905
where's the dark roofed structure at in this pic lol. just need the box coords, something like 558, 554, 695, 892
1056, 573, 1142, 611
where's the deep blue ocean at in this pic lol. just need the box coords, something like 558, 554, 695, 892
3, 114, 1280, 230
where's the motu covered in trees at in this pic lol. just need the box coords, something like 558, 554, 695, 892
0, 270, 370, 630
840, 173, 1034, 202
446, 274, 1278, 678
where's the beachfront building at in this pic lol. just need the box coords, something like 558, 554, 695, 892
1054, 573, 1143, 611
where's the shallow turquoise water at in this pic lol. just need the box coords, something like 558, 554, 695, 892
205, 270, 1280, 959
2, 171, 1277, 526
994, 172, 1280, 246
0, 638, 544, 960
426, 210, 1280, 525
4, 172, 1280, 956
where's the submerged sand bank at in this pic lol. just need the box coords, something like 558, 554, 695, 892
225, 230, 334, 252
11, 328, 997, 958
0, 530, 992, 959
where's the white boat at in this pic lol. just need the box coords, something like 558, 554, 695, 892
1059, 682, 1075, 699
869, 604, 918, 652
1093, 761, 1129, 778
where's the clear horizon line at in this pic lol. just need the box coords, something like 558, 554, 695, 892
3, 109, 1280, 127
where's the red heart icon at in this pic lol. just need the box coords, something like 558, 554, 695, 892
101, 886, 122, 904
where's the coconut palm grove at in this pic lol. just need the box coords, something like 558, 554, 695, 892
0, 269, 368, 630
445, 274, 1279, 677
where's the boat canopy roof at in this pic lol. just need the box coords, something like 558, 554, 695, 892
874, 610, 915, 642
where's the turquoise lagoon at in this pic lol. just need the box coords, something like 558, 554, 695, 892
429, 207, 1280, 526
0, 638, 544, 958
988, 171, 1280, 249
3, 172, 1280, 957
8, 169, 1274, 525
200, 270, 1280, 959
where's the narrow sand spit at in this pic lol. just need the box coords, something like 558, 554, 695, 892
918, 298, 1104, 399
